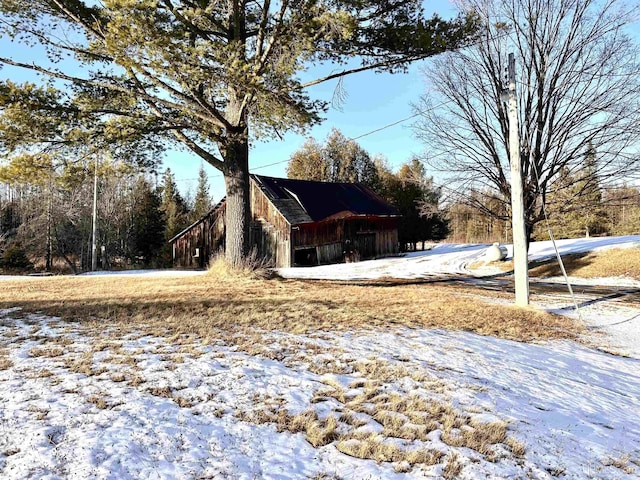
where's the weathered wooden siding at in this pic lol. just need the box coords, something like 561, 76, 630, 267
292, 217, 398, 265
250, 220, 291, 268
250, 180, 292, 268
172, 204, 225, 268
374, 229, 399, 258
251, 181, 290, 233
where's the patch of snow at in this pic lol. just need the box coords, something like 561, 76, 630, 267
1, 313, 639, 479
80, 269, 208, 277
526, 235, 640, 262
279, 235, 640, 281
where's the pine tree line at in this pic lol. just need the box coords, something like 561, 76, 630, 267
445, 152, 640, 244
0, 162, 213, 273
287, 129, 449, 251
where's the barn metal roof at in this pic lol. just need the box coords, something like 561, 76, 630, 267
251, 175, 400, 224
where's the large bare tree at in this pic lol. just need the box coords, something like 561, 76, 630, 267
414, 0, 640, 243
0, 0, 478, 267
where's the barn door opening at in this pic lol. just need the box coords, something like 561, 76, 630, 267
294, 247, 318, 266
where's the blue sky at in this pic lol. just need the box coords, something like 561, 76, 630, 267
0, 0, 458, 200
176, 62, 434, 202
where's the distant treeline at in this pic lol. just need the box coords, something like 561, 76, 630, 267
0, 162, 212, 273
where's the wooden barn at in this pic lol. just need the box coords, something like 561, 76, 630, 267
170, 174, 400, 268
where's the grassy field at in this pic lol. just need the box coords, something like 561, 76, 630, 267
529, 248, 640, 280
0, 267, 581, 343
4, 268, 635, 478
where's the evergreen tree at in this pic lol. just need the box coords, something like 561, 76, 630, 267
192, 164, 213, 222
544, 144, 608, 239
0, 1, 478, 268
161, 169, 189, 240
377, 158, 448, 250
159, 169, 189, 266
576, 144, 608, 237
130, 178, 165, 267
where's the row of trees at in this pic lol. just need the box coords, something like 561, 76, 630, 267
289, 129, 639, 249
2, 0, 638, 265
0, 162, 213, 272
0, 0, 479, 267
445, 149, 640, 244
287, 129, 448, 250
414, 0, 640, 243
447, 184, 640, 244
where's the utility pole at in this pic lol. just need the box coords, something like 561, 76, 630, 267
506, 53, 529, 306
91, 159, 98, 272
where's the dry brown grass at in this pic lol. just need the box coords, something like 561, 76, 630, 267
233, 358, 520, 471
335, 433, 444, 466
469, 259, 514, 272
506, 436, 526, 457
530, 248, 640, 280
26, 405, 50, 421
0, 270, 581, 343
208, 252, 274, 280
443, 452, 463, 479
0, 350, 12, 370
603, 453, 636, 474
87, 394, 108, 410
29, 346, 64, 358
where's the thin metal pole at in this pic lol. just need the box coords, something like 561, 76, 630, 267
91, 159, 98, 272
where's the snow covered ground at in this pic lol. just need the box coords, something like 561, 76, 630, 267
280, 235, 640, 359
1, 312, 639, 479
1, 235, 639, 479
278, 235, 640, 282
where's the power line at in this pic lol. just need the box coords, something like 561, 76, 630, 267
173, 98, 456, 184
171, 32, 519, 184
350, 101, 452, 141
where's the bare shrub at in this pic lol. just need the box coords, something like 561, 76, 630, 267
506, 437, 526, 457
148, 386, 172, 398
207, 248, 274, 280
87, 395, 108, 409
603, 453, 635, 474
0, 356, 12, 370
29, 346, 63, 358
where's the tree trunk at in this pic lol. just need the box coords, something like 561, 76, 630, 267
45, 181, 53, 272
222, 137, 251, 268
525, 221, 533, 253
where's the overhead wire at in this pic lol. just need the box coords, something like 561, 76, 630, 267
171, 29, 516, 184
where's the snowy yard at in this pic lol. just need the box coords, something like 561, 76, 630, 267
1, 236, 639, 479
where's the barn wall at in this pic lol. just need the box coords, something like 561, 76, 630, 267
293, 217, 399, 265
316, 242, 343, 265
250, 220, 291, 268
172, 182, 398, 269
172, 204, 225, 268
250, 181, 292, 268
